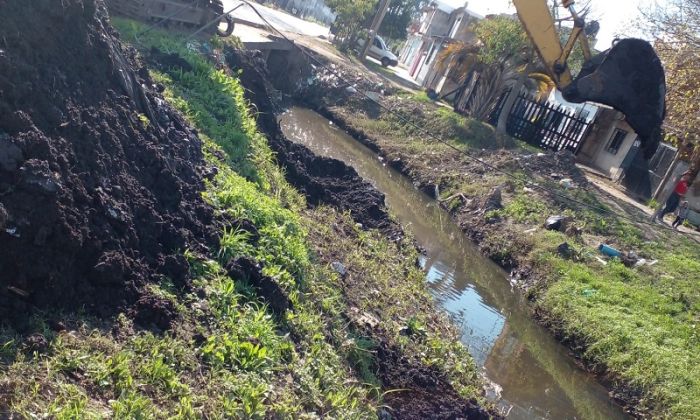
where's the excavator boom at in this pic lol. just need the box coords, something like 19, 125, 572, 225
513, 0, 666, 158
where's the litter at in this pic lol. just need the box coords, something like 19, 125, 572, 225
582, 288, 597, 297
331, 261, 346, 276
544, 215, 569, 231
559, 178, 574, 189
598, 243, 622, 258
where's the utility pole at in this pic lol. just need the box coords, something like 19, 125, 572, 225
360, 0, 390, 61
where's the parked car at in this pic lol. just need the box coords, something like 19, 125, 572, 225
357, 35, 398, 67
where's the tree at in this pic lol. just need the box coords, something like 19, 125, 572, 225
327, 0, 378, 49
378, 0, 420, 42
473, 16, 532, 132
638, 0, 700, 175
433, 18, 546, 123
473, 16, 530, 66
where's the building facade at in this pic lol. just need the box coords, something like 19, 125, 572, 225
399, 1, 482, 91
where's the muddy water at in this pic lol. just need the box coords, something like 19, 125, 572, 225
280, 107, 628, 420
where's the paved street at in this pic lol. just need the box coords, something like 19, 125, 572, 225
222, 0, 329, 37
223, 1, 423, 93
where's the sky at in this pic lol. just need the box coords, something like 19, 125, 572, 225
442, 0, 649, 51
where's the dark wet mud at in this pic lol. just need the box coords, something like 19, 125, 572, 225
0, 0, 216, 325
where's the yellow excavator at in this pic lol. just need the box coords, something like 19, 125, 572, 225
513, 0, 666, 159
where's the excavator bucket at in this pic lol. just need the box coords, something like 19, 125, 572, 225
562, 39, 666, 159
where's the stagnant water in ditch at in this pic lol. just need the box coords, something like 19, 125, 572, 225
280, 107, 628, 419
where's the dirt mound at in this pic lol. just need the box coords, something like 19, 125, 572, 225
274, 139, 397, 232
378, 343, 493, 419
224, 48, 398, 234
0, 0, 215, 324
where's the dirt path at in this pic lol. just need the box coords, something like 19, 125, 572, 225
580, 165, 700, 241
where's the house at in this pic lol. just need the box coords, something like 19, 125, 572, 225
575, 107, 639, 180
399, 1, 482, 90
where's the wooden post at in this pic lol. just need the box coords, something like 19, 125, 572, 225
361, 0, 390, 61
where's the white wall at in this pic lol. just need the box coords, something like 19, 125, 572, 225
400, 36, 422, 65
581, 117, 638, 179
549, 90, 598, 121
287, 0, 335, 25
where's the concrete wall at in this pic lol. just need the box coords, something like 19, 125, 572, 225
577, 109, 638, 179
419, 8, 481, 93
420, 7, 453, 37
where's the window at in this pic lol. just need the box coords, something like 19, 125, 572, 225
606, 128, 627, 155
373, 37, 382, 49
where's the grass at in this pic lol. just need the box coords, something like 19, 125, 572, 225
337, 92, 517, 156
499, 188, 700, 416
322, 69, 700, 417
496, 186, 700, 417
412, 91, 434, 103
0, 20, 487, 418
305, 207, 484, 401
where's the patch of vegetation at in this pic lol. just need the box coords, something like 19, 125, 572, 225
326, 62, 700, 417
337, 90, 516, 158
0, 20, 487, 418
412, 91, 434, 104
489, 183, 700, 417
305, 208, 484, 401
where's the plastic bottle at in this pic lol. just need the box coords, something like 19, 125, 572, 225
598, 243, 622, 258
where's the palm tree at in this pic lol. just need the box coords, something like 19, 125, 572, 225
433, 40, 556, 125
432, 40, 483, 88
432, 41, 544, 121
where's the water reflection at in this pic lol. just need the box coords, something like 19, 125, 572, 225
280, 107, 628, 420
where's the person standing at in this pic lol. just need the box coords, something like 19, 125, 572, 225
672, 201, 690, 229
653, 175, 691, 222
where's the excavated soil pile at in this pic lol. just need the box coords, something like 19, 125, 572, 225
224, 48, 398, 234
377, 344, 491, 420
0, 0, 215, 324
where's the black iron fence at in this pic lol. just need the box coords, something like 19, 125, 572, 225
488, 91, 593, 154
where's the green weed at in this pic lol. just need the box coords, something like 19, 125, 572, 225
0, 18, 489, 419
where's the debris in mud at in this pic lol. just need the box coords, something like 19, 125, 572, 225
598, 243, 622, 258
480, 187, 503, 213
22, 333, 49, 354
331, 261, 347, 277
557, 242, 575, 260
0, 0, 216, 323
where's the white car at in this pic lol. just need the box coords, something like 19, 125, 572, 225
357, 35, 398, 67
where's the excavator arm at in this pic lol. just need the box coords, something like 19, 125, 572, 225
513, 0, 666, 158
